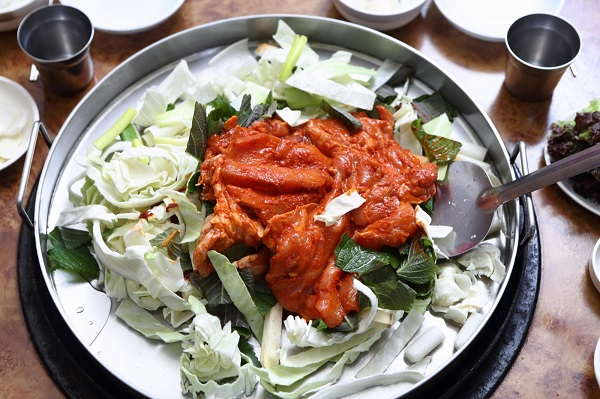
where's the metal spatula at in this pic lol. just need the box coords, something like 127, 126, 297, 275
431, 144, 600, 257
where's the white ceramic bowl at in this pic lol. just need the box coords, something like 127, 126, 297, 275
0, 76, 39, 171
0, 0, 47, 32
595, 338, 600, 388
590, 238, 600, 294
334, 0, 428, 31
590, 243, 600, 388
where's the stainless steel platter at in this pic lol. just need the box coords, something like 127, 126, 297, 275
29, 15, 519, 399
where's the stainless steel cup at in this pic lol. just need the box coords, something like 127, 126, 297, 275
504, 13, 581, 102
17, 4, 94, 94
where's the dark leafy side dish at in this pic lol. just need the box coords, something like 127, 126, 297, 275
547, 100, 600, 202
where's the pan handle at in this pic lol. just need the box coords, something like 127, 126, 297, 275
17, 121, 53, 229
510, 141, 536, 249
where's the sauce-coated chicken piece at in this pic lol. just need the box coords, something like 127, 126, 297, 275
192, 108, 437, 327
193, 117, 333, 276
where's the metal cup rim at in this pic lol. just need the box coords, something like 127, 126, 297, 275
17, 4, 95, 65
504, 12, 581, 71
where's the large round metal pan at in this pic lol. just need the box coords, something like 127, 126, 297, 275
30, 15, 519, 399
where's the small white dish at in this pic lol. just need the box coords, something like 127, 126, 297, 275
0, 0, 47, 32
595, 338, 600, 388
334, 0, 428, 31
434, 0, 565, 42
58, 0, 184, 34
590, 239, 600, 294
0, 76, 38, 171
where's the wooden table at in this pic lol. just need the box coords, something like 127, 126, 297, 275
1, 1, 599, 398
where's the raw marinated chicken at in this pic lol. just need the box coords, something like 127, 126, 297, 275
193, 107, 437, 327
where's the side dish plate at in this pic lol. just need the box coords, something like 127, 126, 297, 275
0, 76, 39, 172
543, 147, 600, 217
58, 0, 184, 34
30, 15, 519, 398
434, 0, 565, 42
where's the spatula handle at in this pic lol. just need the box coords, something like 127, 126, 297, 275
479, 143, 600, 210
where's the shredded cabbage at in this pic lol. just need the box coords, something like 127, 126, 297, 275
252, 324, 386, 399
285, 59, 377, 110
272, 20, 320, 69
415, 205, 453, 258
80, 144, 198, 209
207, 251, 265, 339
310, 370, 425, 399
431, 247, 506, 325
91, 219, 189, 311
314, 189, 366, 226
457, 243, 506, 283
132, 60, 197, 127
114, 297, 186, 342
181, 296, 258, 399
393, 101, 421, 154
356, 309, 425, 377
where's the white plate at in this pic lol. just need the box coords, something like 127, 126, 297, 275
595, 337, 600, 388
434, 0, 565, 42
543, 147, 600, 217
58, 0, 184, 34
590, 239, 600, 294
0, 76, 38, 171
0, 0, 47, 32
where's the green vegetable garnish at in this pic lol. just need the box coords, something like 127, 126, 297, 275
280, 33, 308, 81
93, 107, 137, 150
185, 101, 208, 161
411, 118, 462, 165
47, 226, 100, 281
320, 100, 362, 132
336, 233, 438, 312
412, 92, 457, 123
335, 233, 390, 276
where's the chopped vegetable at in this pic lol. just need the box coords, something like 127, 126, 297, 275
412, 92, 457, 123
335, 234, 392, 276
314, 189, 366, 226
457, 243, 506, 283
411, 118, 462, 166
260, 303, 283, 368
208, 251, 265, 340
115, 298, 185, 342
415, 205, 453, 258
251, 323, 386, 399
280, 34, 308, 81
47, 227, 99, 280
93, 107, 137, 150
181, 296, 258, 399
319, 100, 363, 132
393, 101, 421, 154
430, 244, 506, 325
186, 101, 208, 161
284, 51, 378, 110
356, 309, 424, 377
